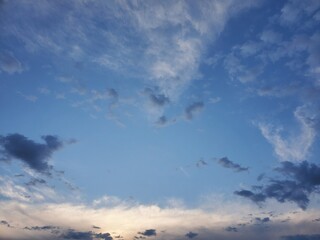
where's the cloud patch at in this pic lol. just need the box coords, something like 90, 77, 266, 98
0, 133, 64, 174
138, 229, 156, 237
281, 234, 320, 240
185, 232, 198, 239
185, 102, 204, 120
235, 161, 320, 210
0, 51, 24, 74
217, 157, 249, 172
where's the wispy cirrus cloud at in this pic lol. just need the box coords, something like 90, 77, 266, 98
257, 105, 318, 162
1, 0, 262, 122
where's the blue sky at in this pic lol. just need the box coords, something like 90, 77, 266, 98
1, 0, 320, 239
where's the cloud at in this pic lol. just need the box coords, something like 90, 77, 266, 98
185, 232, 198, 239
60, 230, 94, 240
138, 229, 156, 237
0, 133, 64, 174
224, 53, 264, 83
281, 234, 320, 240
24, 225, 59, 231
0, 51, 24, 74
0, 220, 10, 228
196, 159, 208, 168
59, 229, 113, 240
258, 105, 318, 162
217, 157, 249, 172
1, 195, 320, 240
185, 102, 204, 120
1, 0, 261, 120
17, 92, 38, 102
234, 190, 266, 203
225, 226, 238, 232
144, 88, 170, 108
235, 161, 320, 210
25, 178, 47, 187
155, 115, 168, 126
255, 217, 271, 224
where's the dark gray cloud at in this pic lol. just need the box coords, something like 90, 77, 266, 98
95, 233, 113, 240
234, 189, 266, 203
0, 220, 11, 227
61, 230, 93, 240
0, 133, 64, 174
185, 232, 198, 238
196, 159, 207, 168
25, 178, 47, 186
255, 217, 270, 224
217, 157, 249, 172
281, 234, 320, 240
155, 116, 167, 126
225, 226, 238, 232
235, 161, 320, 210
24, 225, 59, 231
92, 225, 101, 229
144, 88, 170, 107
61, 230, 112, 240
138, 229, 157, 237
185, 102, 204, 120
0, 51, 24, 74
107, 88, 119, 100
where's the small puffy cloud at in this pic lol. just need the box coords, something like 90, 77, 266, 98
217, 157, 249, 172
0, 51, 24, 74
196, 159, 207, 168
155, 115, 168, 126
138, 229, 156, 237
185, 102, 204, 120
0, 220, 11, 227
235, 161, 320, 210
144, 88, 170, 108
255, 217, 271, 224
185, 232, 198, 239
107, 88, 119, 100
0, 133, 64, 174
225, 226, 238, 232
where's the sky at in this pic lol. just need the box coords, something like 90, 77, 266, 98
1, 0, 320, 239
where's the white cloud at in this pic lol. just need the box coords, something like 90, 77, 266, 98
258, 105, 317, 161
